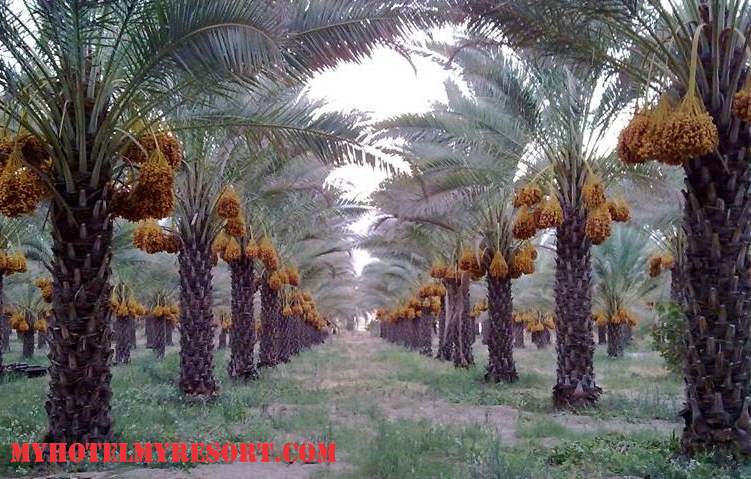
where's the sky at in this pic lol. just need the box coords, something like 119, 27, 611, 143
306, 46, 457, 274
307, 47, 454, 198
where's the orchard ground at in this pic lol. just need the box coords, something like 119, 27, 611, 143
1, 331, 750, 479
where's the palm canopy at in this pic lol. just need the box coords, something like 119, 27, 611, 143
591, 224, 664, 317
0, 0, 444, 193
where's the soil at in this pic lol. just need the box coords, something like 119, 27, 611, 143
31, 332, 680, 478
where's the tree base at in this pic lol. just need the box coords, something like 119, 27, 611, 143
679, 405, 751, 459
552, 383, 602, 410
228, 367, 259, 381
484, 365, 518, 384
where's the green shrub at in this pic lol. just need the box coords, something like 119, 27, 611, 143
650, 302, 686, 375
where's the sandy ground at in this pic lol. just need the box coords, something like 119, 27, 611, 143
29, 332, 680, 478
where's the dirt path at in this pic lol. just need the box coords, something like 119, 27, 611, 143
32, 332, 680, 478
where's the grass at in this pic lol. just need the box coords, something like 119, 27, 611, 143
376, 337, 684, 422
0, 331, 747, 478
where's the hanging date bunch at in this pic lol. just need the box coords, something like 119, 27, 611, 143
0, 249, 27, 276
610, 308, 637, 327
618, 28, 718, 167
0, 132, 51, 218
417, 281, 446, 315
509, 242, 537, 279
592, 311, 608, 329
114, 130, 183, 221
458, 249, 486, 281
34, 278, 53, 303
110, 293, 147, 318
648, 253, 675, 278
470, 301, 488, 320
582, 173, 631, 245
132, 219, 180, 255
9, 309, 29, 333
216, 185, 247, 239
511, 184, 557, 241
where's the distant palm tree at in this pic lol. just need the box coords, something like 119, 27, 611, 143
591, 225, 662, 357
0, 217, 28, 373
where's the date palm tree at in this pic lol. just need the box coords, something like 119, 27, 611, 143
0, 217, 27, 374
0, 0, 442, 444
461, 0, 751, 457
591, 225, 662, 358
370, 41, 551, 379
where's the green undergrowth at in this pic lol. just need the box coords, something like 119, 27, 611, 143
0, 343, 340, 476
374, 340, 683, 423
319, 420, 751, 479
0, 334, 743, 479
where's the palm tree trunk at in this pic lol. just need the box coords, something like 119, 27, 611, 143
279, 316, 292, 362
436, 298, 449, 359
228, 256, 258, 379
449, 277, 471, 369
485, 275, 517, 383
533, 329, 551, 349
606, 322, 623, 358
679, 143, 751, 456
513, 322, 525, 348
114, 315, 132, 364
21, 329, 34, 359
439, 297, 454, 361
153, 316, 166, 360
419, 310, 433, 356
166, 321, 174, 346
178, 238, 218, 396
0, 277, 4, 374
37, 329, 47, 349
294, 316, 304, 356
553, 205, 601, 409
259, 281, 280, 368
46, 174, 115, 443
597, 325, 607, 345
461, 280, 474, 366
130, 318, 137, 349
145, 315, 156, 349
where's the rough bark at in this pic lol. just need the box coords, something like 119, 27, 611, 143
461, 281, 474, 365
279, 315, 292, 363
153, 316, 166, 360
228, 256, 258, 379
597, 324, 607, 345
436, 297, 450, 360
218, 328, 228, 349
0, 290, 8, 353
485, 275, 517, 383
679, 124, 751, 457
553, 205, 601, 409
114, 315, 132, 364
0, 279, 4, 374
21, 329, 34, 359
606, 322, 624, 358
513, 321, 525, 348
37, 329, 46, 349
259, 280, 280, 368
178, 237, 218, 396
166, 321, 174, 346
532, 329, 551, 349
129, 318, 136, 349
418, 310, 433, 356
145, 315, 155, 349
46, 172, 115, 443
448, 276, 472, 368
